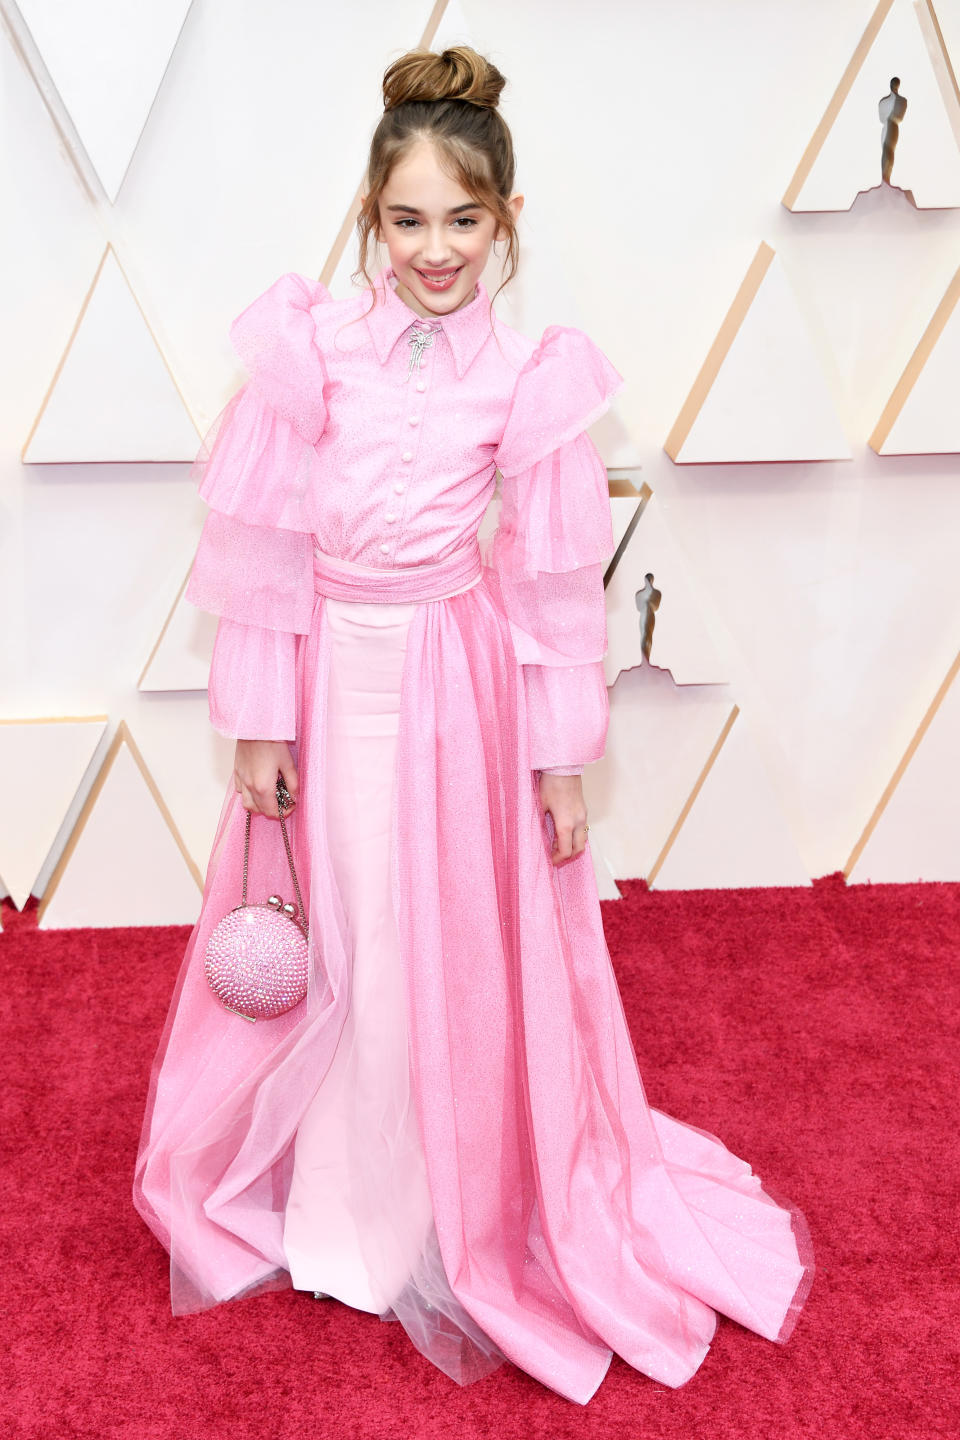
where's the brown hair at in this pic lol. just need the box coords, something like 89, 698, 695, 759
350, 46, 520, 327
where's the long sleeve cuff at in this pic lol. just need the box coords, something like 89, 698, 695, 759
523, 661, 609, 772
207, 616, 298, 741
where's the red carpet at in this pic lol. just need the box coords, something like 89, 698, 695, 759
2, 874, 955, 1439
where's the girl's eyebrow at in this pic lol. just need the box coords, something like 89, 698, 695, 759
385, 202, 482, 214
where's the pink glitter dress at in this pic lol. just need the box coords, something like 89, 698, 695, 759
133, 267, 814, 1404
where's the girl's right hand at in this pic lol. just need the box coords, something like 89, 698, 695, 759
234, 740, 299, 819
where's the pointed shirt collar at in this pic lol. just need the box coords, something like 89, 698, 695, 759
362, 265, 494, 378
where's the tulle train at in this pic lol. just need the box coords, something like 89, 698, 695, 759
133, 563, 814, 1405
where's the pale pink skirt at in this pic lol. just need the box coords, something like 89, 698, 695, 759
282, 571, 479, 1313
135, 540, 814, 1400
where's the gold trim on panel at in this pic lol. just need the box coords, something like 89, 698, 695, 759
22, 246, 109, 462
663, 244, 774, 462
607, 476, 644, 497
782, 0, 897, 210
646, 703, 739, 888
868, 264, 960, 452
36, 718, 203, 924
0, 715, 108, 725
0, 3, 99, 206
924, 0, 960, 124
3, 0, 193, 204
22, 242, 201, 463
137, 561, 193, 690
844, 648, 960, 877
320, 181, 365, 291
604, 480, 651, 588
0, 716, 108, 911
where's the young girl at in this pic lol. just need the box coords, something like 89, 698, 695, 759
134, 45, 814, 1406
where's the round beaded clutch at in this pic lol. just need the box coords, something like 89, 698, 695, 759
204, 776, 309, 1023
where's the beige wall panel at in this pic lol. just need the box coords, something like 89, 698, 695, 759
38, 723, 201, 929
16, 0, 193, 202
784, 0, 960, 211
870, 265, 960, 453
660, 464, 960, 879
582, 665, 733, 883
651, 711, 811, 891
23, 247, 199, 463
607, 487, 645, 564
847, 651, 960, 881
124, 700, 237, 881
139, 564, 219, 693
0, 717, 107, 908
604, 493, 727, 687
665, 246, 851, 464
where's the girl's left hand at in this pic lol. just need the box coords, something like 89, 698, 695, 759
538, 772, 590, 866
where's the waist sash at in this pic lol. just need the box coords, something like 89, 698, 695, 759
312, 538, 482, 604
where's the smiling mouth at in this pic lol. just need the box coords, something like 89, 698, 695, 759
415, 266, 463, 283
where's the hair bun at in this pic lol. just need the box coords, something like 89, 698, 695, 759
382, 45, 506, 112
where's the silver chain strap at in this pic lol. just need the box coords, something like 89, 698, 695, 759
239, 775, 308, 935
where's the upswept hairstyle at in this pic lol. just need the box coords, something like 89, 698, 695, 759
351, 45, 520, 322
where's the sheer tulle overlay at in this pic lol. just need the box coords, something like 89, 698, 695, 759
134, 544, 814, 1404
134, 270, 814, 1405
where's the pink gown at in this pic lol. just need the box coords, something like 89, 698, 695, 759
133, 266, 815, 1404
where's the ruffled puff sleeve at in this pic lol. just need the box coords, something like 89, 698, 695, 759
488, 326, 625, 774
183, 273, 330, 741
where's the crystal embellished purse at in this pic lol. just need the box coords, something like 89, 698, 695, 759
204, 776, 310, 1023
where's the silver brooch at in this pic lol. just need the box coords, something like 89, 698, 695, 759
407, 323, 439, 379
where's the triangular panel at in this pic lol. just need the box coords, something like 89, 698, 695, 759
23, 247, 199, 463
17, 0, 194, 202
651, 709, 810, 890
847, 650, 960, 881
582, 665, 734, 883
38, 721, 202, 928
0, 716, 108, 909
606, 479, 645, 563
665, 244, 851, 464
783, 0, 960, 212
604, 493, 728, 687
139, 563, 219, 692
869, 265, 960, 452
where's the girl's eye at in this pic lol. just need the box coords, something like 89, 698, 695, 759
395, 217, 478, 229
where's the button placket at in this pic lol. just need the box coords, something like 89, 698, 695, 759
383, 322, 437, 558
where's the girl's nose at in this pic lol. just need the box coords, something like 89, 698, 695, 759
420, 230, 455, 263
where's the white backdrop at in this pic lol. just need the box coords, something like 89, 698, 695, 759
3, 0, 960, 923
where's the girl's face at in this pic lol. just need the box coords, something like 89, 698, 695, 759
367, 138, 523, 320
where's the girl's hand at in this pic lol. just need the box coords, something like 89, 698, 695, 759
538, 772, 589, 866
234, 740, 299, 819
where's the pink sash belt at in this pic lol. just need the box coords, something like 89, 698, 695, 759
312, 538, 482, 604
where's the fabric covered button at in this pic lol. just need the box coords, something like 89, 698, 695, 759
401, 450, 413, 462
416, 380, 426, 392
385, 512, 397, 523
394, 482, 406, 494
379, 542, 390, 554
408, 416, 419, 426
